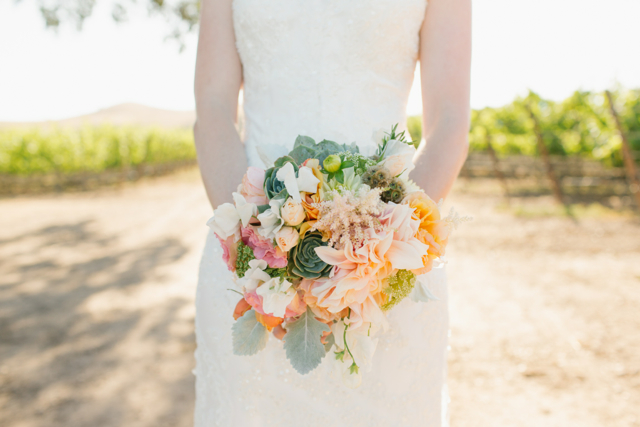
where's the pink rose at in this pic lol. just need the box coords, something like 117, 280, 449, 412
239, 167, 269, 205
215, 233, 238, 272
241, 226, 288, 268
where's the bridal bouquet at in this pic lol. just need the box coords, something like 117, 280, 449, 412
208, 125, 467, 387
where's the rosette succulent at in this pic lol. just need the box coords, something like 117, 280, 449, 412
289, 232, 333, 279
264, 157, 298, 199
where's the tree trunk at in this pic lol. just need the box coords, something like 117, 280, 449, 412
485, 133, 510, 201
526, 104, 565, 205
605, 90, 640, 211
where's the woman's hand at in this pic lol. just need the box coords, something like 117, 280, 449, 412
194, 0, 247, 209
412, 0, 472, 202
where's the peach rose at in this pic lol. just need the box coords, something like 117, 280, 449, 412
239, 167, 269, 205
402, 191, 441, 230
275, 226, 299, 252
280, 198, 306, 226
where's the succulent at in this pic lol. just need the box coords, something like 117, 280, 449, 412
361, 164, 392, 189
381, 178, 406, 204
289, 232, 333, 280
264, 157, 298, 199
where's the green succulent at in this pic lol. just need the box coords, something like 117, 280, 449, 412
264, 156, 298, 199
323, 167, 365, 195
289, 232, 333, 280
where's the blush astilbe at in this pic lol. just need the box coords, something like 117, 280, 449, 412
312, 188, 387, 249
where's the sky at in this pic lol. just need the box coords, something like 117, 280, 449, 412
1, 0, 639, 121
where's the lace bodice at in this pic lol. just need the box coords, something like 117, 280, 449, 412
233, 0, 427, 165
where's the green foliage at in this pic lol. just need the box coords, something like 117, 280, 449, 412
406, 115, 422, 147
375, 123, 412, 159
289, 135, 359, 166
283, 307, 330, 375
382, 269, 416, 311
0, 125, 195, 175
409, 88, 640, 168
235, 241, 255, 278
30, 0, 200, 50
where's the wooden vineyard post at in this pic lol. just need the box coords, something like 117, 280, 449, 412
605, 90, 640, 210
526, 104, 565, 205
485, 133, 510, 202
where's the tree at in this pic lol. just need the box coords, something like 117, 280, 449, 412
25, 0, 200, 49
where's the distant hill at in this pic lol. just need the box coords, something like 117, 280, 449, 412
0, 104, 196, 129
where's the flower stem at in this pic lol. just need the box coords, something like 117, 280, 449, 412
343, 308, 357, 368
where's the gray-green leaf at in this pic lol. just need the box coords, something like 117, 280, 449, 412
283, 307, 330, 374
324, 331, 335, 353
232, 309, 269, 356
289, 145, 317, 165
294, 135, 317, 148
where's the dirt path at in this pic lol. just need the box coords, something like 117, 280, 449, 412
1, 170, 639, 427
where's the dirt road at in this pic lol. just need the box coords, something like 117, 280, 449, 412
1, 170, 639, 427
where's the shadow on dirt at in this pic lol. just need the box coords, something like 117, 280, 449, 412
0, 220, 195, 427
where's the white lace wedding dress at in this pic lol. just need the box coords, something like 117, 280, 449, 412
194, 0, 450, 426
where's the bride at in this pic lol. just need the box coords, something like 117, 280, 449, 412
192, 0, 471, 425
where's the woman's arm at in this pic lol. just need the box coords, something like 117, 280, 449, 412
194, 0, 247, 209
412, 0, 472, 201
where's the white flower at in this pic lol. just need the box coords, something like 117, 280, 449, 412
372, 128, 386, 146
256, 198, 285, 239
380, 139, 416, 177
237, 259, 271, 293
276, 162, 320, 203
206, 193, 258, 239
330, 320, 377, 388
256, 277, 296, 317
232, 193, 258, 227
207, 203, 240, 240
331, 320, 378, 372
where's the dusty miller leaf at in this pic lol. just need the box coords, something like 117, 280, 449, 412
324, 331, 335, 353
283, 307, 330, 374
232, 309, 269, 356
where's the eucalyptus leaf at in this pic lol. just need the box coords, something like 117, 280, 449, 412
289, 145, 317, 165
294, 135, 317, 148
283, 307, 330, 374
232, 309, 269, 356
